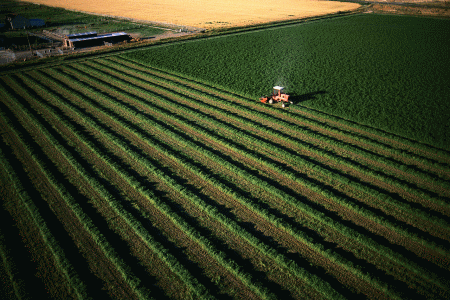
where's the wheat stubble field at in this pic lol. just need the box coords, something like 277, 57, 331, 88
21, 0, 360, 28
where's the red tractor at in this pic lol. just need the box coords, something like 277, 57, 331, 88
260, 86, 292, 107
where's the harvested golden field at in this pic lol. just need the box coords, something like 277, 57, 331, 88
21, 0, 360, 28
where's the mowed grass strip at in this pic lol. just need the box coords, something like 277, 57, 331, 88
52, 60, 446, 296
43, 62, 358, 298
0, 102, 91, 300
26, 68, 292, 300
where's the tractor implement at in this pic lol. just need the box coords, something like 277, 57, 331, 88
260, 86, 292, 107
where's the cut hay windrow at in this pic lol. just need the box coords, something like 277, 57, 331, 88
69, 61, 450, 259
10, 72, 218, 300
107, 56, 450, 173
100, 57, 450, 208
2, 29, 449, 298
43, 62, 446, 294
91, 58, 450, 219
0, 104, 90, 300
34, 66, 347, 300
0, 83, 155, 300
17, 69, 285, 299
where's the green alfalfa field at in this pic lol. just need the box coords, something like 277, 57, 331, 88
126, 13, 450, 150
1, 13, 450, 300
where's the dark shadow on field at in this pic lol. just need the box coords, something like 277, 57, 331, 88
288, 91, 328, 105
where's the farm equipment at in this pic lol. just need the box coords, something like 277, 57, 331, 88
260, 86, 292, 107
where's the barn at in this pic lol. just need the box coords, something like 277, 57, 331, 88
64, 31, 131, 49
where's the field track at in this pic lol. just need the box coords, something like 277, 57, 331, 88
1, 55, 450, 299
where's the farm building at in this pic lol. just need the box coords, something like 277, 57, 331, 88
63, 31, 131, 49
5, 14, 30, 30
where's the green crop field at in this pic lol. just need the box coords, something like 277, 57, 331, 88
123, 14, 450, 150
1, 13, 450, 300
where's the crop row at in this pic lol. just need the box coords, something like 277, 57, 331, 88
72, 60, 450, 258
44, 66, 399, 297
1, 83, 159, 299
9, 72, 226, 300
111, 55, 450, 172
0, 102, 89, 300
93, 58, 450, 224
18, 69, 311, 298
102, 57, 450, 207
3, 52, 448, 298
115, 55, 450, 164
47, 63, 446, 292
31, 65, 355, 299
